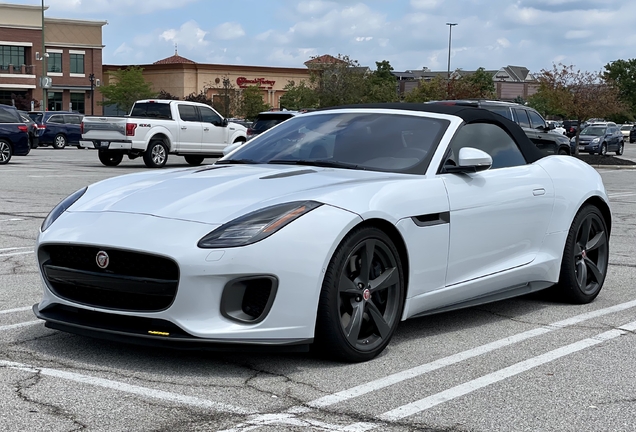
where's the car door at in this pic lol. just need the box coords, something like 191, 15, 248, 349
176, 104, 203, 152
440, 122, 555, 289
198, 106, 227, 153
514, 108, 552, 154
44, 114, 64, 143
64, 114, 82, 143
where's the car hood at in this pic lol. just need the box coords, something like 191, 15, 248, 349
69, 164, 408, 225
577, 134, 602, 141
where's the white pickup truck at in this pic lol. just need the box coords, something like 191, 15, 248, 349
80, 100, 247, 168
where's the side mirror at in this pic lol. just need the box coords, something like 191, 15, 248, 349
222, 118, 229, 127
222, 141, 242, 156
445, 147, 492, 173
547, 123, 555, 130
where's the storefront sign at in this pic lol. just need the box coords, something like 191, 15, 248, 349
236, 77, 276, 88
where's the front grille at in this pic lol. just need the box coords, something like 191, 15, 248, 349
40, 244, 179, 312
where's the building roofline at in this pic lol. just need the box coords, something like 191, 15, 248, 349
45, 17, 108, 27
103, 63, 311, 74
0, 2, 49, 11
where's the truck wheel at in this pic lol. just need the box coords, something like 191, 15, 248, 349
184, 155, 204, 166
0, 139, 12, 164
98, 151, 124, 167
53, 134, 67, 149
143, 140, 168, 168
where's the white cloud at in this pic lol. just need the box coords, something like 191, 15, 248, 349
160, 20, 207, 50
47, 0, 200, 14
355, 36, 373, 42
410, 0, 440, 9
497, 38, 511, 48
213, 22, 245, 41
113, 42, 132, 56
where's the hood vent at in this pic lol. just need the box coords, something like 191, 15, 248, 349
260, 169, 317, 179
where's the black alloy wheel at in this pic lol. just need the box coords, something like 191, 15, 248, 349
0, 139, 12, 164
556, 205, 609, 304
98, 151, 124, 167
184, 155, 205, 166
315, 226, 404, 362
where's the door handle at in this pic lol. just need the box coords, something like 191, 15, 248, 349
203, 128, 210, 131
181, 126, 187, 130
533, 188, 546, 196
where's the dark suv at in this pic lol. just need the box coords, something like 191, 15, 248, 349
247, 111, 299, 140
28, 111, 83, 149
430, 100, 572, 155
0, 104, 30, 164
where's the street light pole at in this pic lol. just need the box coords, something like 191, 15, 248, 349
446, 22, 457, 97
41, 0, 47, 111
89, 73, 95, 115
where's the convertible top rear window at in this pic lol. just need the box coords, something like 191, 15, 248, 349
223, 112, 449, 174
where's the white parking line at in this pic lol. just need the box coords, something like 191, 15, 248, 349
0, 247, 32, 252
0, 251, 34, 257
369, 319, 636, 425
220, 299, 636, 432
0, 320, 40, 331
0, 218, 25, 222
0, 359, 257, 415
0, 306, 33, 315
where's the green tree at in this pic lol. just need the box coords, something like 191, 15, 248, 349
405, 68, 496, 102
309, 54, 369, 107
239, 85, 270, 120
279, 80, 319, 110
603, 59, 636, 115
184, 91, 213, 106
364, 60, 399, 103
156, 89, 180, 100
99, 66, 155, 114
464, 67, 496, 98
535, 63, 627, 154
405, 75, 448, 102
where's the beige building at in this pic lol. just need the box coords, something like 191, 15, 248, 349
0, 2, 107, 114
103, 52, 311, 114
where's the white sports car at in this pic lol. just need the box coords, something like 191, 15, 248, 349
34, 104, 611, 362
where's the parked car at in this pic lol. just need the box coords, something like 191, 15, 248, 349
18, 110, 39, 149
620, 124, 634, 141
247, 111, 299, 140
546, 120, 566, 136
630, 127, 636, 143
34, 103, 611, 362
562, 120, 580, 139
27, 111, 83, 149
429, 100, 572, 155
0, 104, 30, 164
572, 122, 624, 155
80, 100, 247, 167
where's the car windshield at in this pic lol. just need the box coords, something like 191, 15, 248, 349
621, 125, 632, 131
29, 113, 43, 123
219, 112, 449, 173
581, 127, 606, 136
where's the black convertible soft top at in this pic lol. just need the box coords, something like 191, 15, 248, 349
328, 103, 546, 164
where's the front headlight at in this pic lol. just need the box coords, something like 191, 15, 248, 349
198, 201, 323, 248
41, 187, 88, 232
591, 137, 600, 143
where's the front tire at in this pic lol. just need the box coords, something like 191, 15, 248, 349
0, 139, 12, 164
184, 155, 204, 166
600, 143, 607, 156
314, 226, 404, 362
556, 205, 609, 304
616, 142, 624, 156
143, 140, 168, 168
98, 151, 124, 167
53, 134, 67, 149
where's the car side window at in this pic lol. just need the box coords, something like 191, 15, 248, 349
483, 106, 513, 121
48, 115, 64, 124
0, 106, 19, 123
199, 106, 222, 126
65, 115, 82, 125
178, 105, 199, 122
447, 122, 526, 170
527, 110, 546, 130
513, 109, 530, 128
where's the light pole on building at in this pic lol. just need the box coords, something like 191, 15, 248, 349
446, 22, 457, 97
41, 0, 47, 111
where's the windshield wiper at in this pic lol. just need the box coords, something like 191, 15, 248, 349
215, 159, 260, 165
267, 159, 361, 170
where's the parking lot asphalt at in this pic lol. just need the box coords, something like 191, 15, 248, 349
1, 146, 635, 432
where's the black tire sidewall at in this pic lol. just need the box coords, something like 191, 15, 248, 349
98, 151, 123, 166
314, 226, 404, 362
0, 139, 12, 164
143, 141, 168, 168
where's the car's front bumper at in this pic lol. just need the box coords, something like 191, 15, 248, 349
34, 205, 361, 345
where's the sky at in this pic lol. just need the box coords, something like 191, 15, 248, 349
11, 0, 636, 74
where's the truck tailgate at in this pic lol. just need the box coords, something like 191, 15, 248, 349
82, 117, 129, 141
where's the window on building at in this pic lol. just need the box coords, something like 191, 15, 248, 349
70, 93, 85, 114
47, 52, 62, 73
47, 92, 63, 112
70, 54, 84, 74
0, 46, 26, 71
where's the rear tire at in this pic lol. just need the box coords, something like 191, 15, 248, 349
616, 142, 624, 156
143, 140, 168, 168
0, 139, 12, 164
314, 226, 404, 362
98, 151, 124, 167
184, 155, 204, 166
555, 205, 609, 304
53, 134, 67, 149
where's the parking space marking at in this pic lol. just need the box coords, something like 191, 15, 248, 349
0, 306, 32, 315
371, 319, 636, 425
0, 251, 34, 257
0, 320, 40, 331
0, 247, 32, 252
220, 299, 636, 432
0, 359, 257, 415
0, 218, 25, 222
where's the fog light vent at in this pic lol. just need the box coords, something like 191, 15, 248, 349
221, 276, 278, 324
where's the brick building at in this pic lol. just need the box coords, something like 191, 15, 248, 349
0, 2, 106, 114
